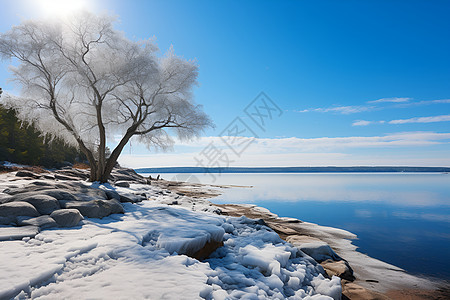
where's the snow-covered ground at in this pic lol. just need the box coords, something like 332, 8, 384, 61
0, 176, 341, 300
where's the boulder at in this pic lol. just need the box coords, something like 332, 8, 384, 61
72, 188, 108, 201
0, 201, 40, 218
3, 184, 56, 195
115, 181, 130, 188
17, 215, 58, 229
0, 216, 16, 226
30, 181, 54, 187
107, 199, 125, 214
104, 189, 121, 201
20, 195, 60, 215
0, 225, 39, 241
36, 189, 77, 201
286, 235, 341, 262
62, 199, 124, 218
50, 209, 83, 227
15, 170, 41, 179
119, 192, 145, 203
321, 259, 355, 281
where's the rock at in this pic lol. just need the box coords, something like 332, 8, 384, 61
17, 215, 58, 229
55, 169, 89, 180
0, 225, 39, 241
54, 174, 79, 181
72, 188, 108, 201
20, 195, 60, 215
62, 199, 124, 218
50, 209, 83, 227
321, 259, 355, 281
191, 240, 224, 260
54, 181, 87, 191
42, 174, 55, 180
36, 189, 77, 201
278, 217, 302, 223
119, 192, 145, 203
342, 281, 390, 300
3, 184, 56, 195
30, 181, 54, 187
0, 201, 40, 218
102, 199, 124, 214
269, 222, 300, 236
0, 195, 13, 205
115, 181, 130, 188
15, 170, 41, 179
0, 216, 16, 225
286, 235, 341, 262
109, 167, 147, 184
104, 189, 121, 201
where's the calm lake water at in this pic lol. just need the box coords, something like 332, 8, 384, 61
140, 172, 450, 280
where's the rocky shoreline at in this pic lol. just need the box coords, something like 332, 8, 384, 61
0, 166, 449, 299
157, 175, 450, 300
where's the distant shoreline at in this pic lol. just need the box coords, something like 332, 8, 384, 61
135, 166, 450, 174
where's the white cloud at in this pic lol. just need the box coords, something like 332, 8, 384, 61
389, 114, 450, 124
413, 99, 450, 105
297, 105, 375, 114
352, 120, 372, 126
118, 132, 450, 168
295, 97, 450, 115
173, 132, 450, 151
352, 120, 386, 126
367, 97, 411, 104
317, 105, 375, 114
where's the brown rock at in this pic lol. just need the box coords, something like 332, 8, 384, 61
190, 240, 224, 260
342, 281, 390, 300
384, 288, 450, 300
321, 259, 355, 281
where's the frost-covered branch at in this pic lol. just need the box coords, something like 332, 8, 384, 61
0, 11, 212, 182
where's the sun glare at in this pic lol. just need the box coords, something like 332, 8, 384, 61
36, 0, 88, 17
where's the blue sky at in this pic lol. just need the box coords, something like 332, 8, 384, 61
1, 0, 450, 168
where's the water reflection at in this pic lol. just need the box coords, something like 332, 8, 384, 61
178, 173, 450, 207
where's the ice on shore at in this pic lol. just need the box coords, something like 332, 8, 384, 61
0, 176, 341, 299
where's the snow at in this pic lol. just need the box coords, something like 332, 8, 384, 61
0, 174, 341, 299
0, 161, 29, 168
0, 225, 39, 241
205, 216, 341, 299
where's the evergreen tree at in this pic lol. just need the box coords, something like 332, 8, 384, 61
0, 103, 85, 167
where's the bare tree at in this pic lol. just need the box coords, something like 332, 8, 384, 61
0, 12, 212, 182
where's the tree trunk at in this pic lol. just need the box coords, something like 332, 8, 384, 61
97, 131, 135, 183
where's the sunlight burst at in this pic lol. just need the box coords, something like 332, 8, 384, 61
36, 0, 88, 16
